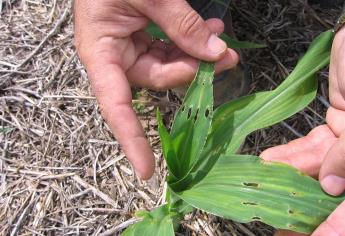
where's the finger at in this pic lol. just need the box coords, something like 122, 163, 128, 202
319, 133, 345, 196
312, 201, 345, 236
274, 230, 308, 236
87, 48, 155, 180
131, 0, 227, 61
127, 48, 238, 90
127, 31, 151, 68
261, 126, 337, 177
165, 18, 227, 61
329, 27, 345, 111
326, 107, 345, 137
261, 125, 335, 161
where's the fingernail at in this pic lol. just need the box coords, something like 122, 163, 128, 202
321, 175, 345, 196
207, 34, 227, 55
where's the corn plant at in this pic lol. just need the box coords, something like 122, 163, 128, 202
122, 30, 345, 235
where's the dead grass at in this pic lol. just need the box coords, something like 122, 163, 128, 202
0, 0, 343, 235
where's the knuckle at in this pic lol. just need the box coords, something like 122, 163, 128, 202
134, 0, 169, 10
146, 0, 163, 6
91, 78, 106, 97
177, 10, 203, 38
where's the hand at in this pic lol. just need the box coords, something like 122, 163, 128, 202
74, 0, 239, 179
261, 27, 345, 235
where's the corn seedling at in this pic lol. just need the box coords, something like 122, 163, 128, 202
122, 28, 345, 235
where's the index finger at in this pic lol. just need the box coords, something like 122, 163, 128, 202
87, 55, 155, 180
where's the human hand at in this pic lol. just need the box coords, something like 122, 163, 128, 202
74, 0, 239, 179
261, 27, 345, 235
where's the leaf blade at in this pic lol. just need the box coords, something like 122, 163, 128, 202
157, 109, 180, 179
176, 155, 345, 233
170, 62, 215, 177
121, 205, 175, 236
169, 30, 334, 190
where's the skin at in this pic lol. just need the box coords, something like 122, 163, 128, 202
74, 0, 239, 180
74, 1, 345, 234
261, 27, 345, 236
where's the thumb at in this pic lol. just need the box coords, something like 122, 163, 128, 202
319, 132, 345, 196
132, 0, 227, 61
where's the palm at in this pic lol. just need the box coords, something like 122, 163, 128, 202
261, 107, 345, 178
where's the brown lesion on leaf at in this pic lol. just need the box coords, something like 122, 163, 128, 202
193, 108, 199, 122
243, 182, 259, 188
242, 202, 258, 206
187, 107, 192, 119
205, 108, 210, 118
287, 223, 295, 229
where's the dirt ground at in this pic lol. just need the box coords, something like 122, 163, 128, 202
0, 0, 343, 235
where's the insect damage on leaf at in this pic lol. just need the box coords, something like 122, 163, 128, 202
123, 30, 344, 236
242, 182, 259, 188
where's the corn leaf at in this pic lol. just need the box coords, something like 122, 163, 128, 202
169, 62, 215, 177
0, 127, 12, 134
121, 205, 175, 236
145, 22, 168, 40
177, 154, 345, 233
169, 30, 334, 190
157, 109, 180, 180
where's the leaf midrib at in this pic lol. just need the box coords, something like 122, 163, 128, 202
232, 56, 329, 135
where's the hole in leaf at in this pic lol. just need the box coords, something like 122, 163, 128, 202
252, 216, 261, 221
291, 192, 297, 197
181, 106, 185, 112
242, 202, 258, 206
243, 182, 259, 188
205, 109, 210, 118
287, 224, 295, 229
187, 108, 192, 119
194, 109, 199, 122
288, 209, 294, 214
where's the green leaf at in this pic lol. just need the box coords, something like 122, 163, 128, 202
167, 188, 194, 217
0, 127, 12, 134
145, 22, 168, 40
157, 109, 180, 180
220, 34, 266, 49
145, 22, 265, 49
170, 62, 215, 177
121, 205, 175, 236
176, 154, 345, 233
208, 30, 333, 156
169, 30, 334, 191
